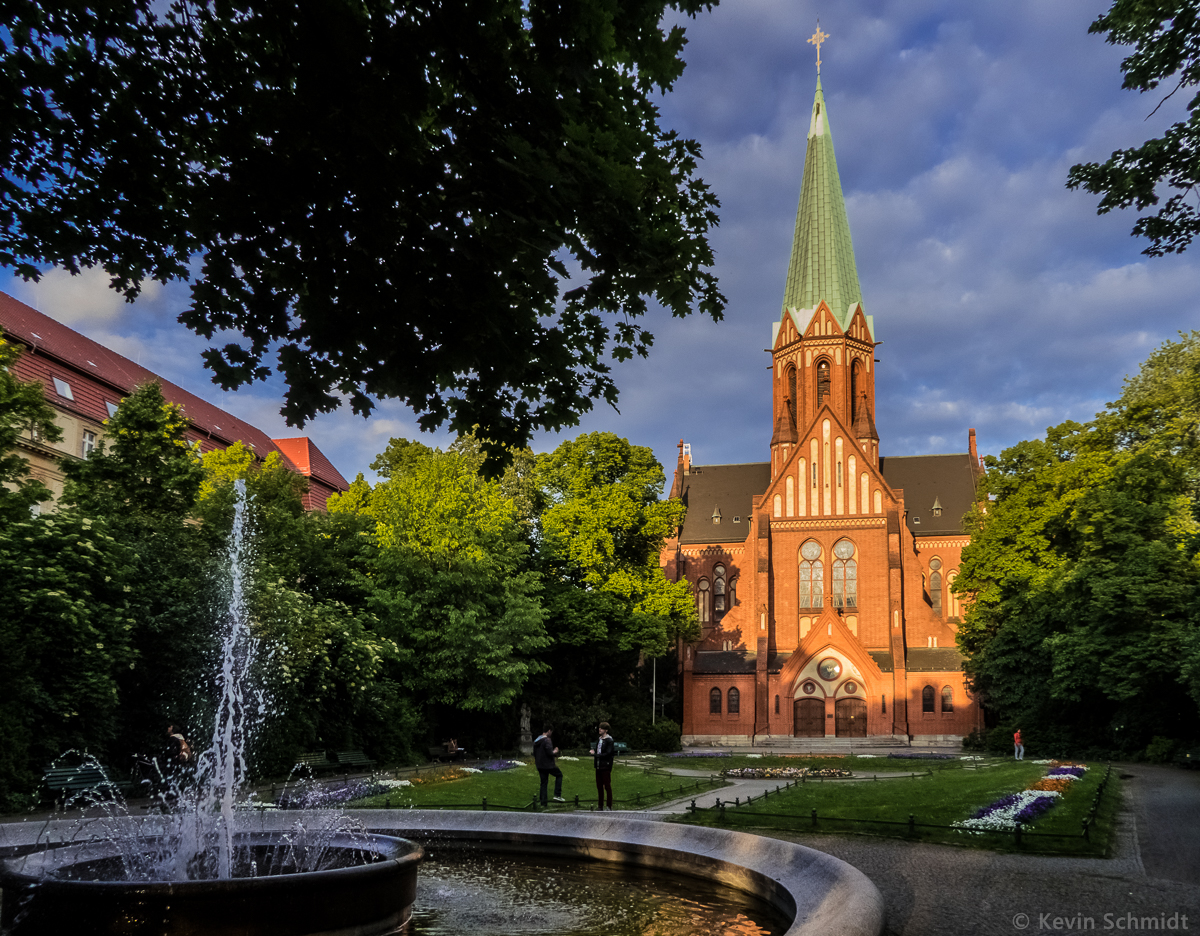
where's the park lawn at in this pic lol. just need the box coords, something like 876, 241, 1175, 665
641, 753, 986, 773
346, 759, 729, 811
672, 761, 1119, 856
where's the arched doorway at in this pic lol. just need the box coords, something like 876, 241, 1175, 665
835, 698, 867, 738
793, 698, 824, 737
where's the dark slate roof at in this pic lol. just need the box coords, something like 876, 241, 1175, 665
879, 453, 977, 536
869, 651, 894, 673
905, 648, 965, 672
693, 651, 758, 675
677, 462, 771, 544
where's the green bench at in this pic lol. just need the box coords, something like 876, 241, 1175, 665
43, 764, 130, 805
335, 750, 376, 772
295, 752, 337, 774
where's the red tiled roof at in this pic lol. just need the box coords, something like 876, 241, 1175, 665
272, 437, 349, 491
0, 290, 348, 498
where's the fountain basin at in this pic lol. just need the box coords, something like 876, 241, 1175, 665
0, 831, 422, 936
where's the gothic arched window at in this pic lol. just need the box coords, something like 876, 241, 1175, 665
727, 687, 740, 715
929, 556, 943, 617
709, 687, 722, 714
713, 565, 727, 616
831, 539, 857, 608
816, 359, 831, 406
851, 359, 862, 421
922, 685, 935, 713
697, 578, 710, 624
798, 540, 823, 608
729, 576, 738, 607
947, 571, 960, 618
941, 686, 954, 713
787, 364, 798, 426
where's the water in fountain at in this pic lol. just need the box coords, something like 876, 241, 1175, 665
25, 480, 372, 882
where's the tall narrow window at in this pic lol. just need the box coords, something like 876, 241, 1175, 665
941, 686, 954, 713
774, 694, 780, 715
816, 359, 831, 405
851, 360, 862, 422
729, 577, 738, 607
798, 540, 823, 608
922, 685, 935, 713
713, 565, 726, 616
81, 430, 97, 458
831, 539, 857, 608
929, 557, 943, 617
709, 688, 722, 714
727, 687, 740, 715
697, 579, 710, 624
947, 571, 960, 618
787, 364, 797, 426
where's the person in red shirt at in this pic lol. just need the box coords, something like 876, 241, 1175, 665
1013, 728, 1024, 761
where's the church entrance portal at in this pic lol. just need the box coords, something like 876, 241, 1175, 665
793, 698, 824, 737
835, 698, 867, 737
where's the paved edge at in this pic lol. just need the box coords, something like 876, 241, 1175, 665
0, 810, 886, 936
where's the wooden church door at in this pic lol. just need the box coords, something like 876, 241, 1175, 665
793, 699, 825, 737
835, 698, 867, 737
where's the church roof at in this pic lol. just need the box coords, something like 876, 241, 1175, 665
781, 77, 863, 331
879, 453, 978, 536
676, 462, 771, 545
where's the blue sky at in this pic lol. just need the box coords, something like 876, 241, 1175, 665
5, 0, 1197, 486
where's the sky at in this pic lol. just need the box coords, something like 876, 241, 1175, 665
5, 0, 1198, 486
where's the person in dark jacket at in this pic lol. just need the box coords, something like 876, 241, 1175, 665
533, 725, 564, 804
589, 721, 615, 810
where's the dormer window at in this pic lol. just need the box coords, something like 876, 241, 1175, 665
931, 497, 942, 518
51, 377, 74, 400
912, 516, 920, 525
733, 516, 741, 523
712, 506, 721, 525
105, 401, 120, 418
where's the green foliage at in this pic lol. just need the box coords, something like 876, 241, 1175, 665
1068, 3, 1200, 254
1, 0, 724, 454
0, 332, 62, 518
957, 333, 1200, 750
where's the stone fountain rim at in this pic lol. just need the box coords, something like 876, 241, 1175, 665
0, 830, 422, 894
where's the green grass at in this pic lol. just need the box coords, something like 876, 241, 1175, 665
639, 753, 982, 773
671, 761, 1120, 857
346, 758, 730, 811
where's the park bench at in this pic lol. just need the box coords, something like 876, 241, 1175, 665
427, 746, 466, 763
43, 764, 130, 806
335, 750, 376, 772
295, 752, 337, 774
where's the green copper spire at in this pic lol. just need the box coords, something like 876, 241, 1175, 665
781, 77, 863, 329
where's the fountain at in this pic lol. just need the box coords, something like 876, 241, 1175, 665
0, 482, 422, 935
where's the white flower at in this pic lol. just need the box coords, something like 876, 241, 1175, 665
557, 756, 580, 761
462, 767, 483, 774
856, 754, 879, 758
377, 779, 412, 788
1031, 759, 1054, 764
952, 790, 1062, 833
746, 754, 762, 759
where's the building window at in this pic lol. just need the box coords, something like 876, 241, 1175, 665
727, 687, 740, 715
713, 565, 726, 616
709, 687, 722, 714
697, 579, 710, 624
798, 540, 823, 608
712, 506, 721, 525
947, 571, 960, 618
773, 494, 782, 517
831, 539, 857, 608
816, 359, 831, 405
851, 359, 863, 422
941, 686, 954, 713
105, 401, 120, 419
786, 364, 797, 426
729, 577, 738, 607
929, 557, 943, 616
774, 694, 780, 715
81, 430, 97, 458
51, 377, 74, 400
882, 694, 886, 714
922, 685, 935, 713
931, 496, 943, 518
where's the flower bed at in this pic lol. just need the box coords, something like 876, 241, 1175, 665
888, 752, 954, 760
953, 762, 1088, 833
669, 751, 731, 758
722, 766, 852, 779
480, 759, 527, 771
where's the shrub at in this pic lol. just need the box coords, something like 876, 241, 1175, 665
1145, 736, 1178, 763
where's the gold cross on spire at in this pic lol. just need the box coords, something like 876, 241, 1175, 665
808, 22, 828, 73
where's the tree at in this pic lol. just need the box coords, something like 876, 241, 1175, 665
0, 331, 62, 519
1068, 1, 1200, 255
956, 335, 1200, 752
1, 0, 724, 455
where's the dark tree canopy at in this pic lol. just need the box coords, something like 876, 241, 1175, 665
0, 0, 724, 452
1068, 1, 1200, 255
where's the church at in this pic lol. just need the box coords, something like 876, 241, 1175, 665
662, 74, 986, 746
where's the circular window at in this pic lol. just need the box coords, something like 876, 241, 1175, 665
802, 681, 817, 695
843, 681, 858, 695
817, 658, 842, 681
833, 539, 855, 560
699, 579, 709, 591
800, 540, 821, 561
929, 557, 942, 571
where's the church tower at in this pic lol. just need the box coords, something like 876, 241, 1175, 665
770, 77, 879, 482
